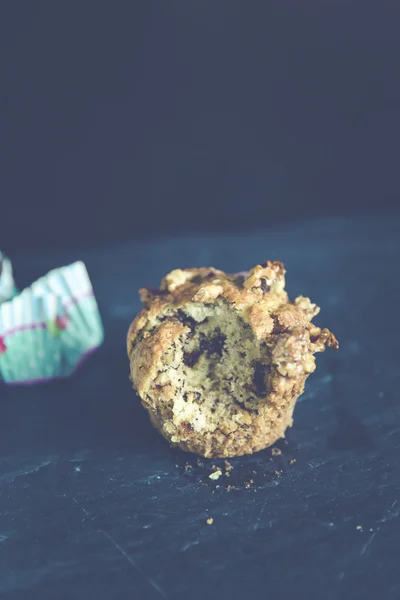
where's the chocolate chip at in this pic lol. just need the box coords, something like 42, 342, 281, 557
183, 328, 226, 370
191, 275, 204, 284
147, 286, 169, 296
252, 362, 268, 397
234, 274, 246, 287
177, 309, 198, 331
199, 328, 226, 357
183, 349, 202, 367
158, 315, 170, 323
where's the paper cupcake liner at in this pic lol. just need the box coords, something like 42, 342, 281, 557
0, 289, 64, 384
31, 261, 104, 377
0, 251, 18, 304
0, 261, 104, 384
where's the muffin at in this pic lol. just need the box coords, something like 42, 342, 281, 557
127, 261, 338, 458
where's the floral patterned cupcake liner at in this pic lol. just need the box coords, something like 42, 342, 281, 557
0, 261, 104, 384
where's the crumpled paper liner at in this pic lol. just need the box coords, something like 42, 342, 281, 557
0, 260, 104, 385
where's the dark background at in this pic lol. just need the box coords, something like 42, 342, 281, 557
1, 5, 400, 598
1, 0, 399, 254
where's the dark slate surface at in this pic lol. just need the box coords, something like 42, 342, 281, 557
0, 216, 399, 600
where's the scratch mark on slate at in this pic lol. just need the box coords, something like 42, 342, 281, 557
70, 496, 166, 597
180, 539, 200, 552
253, 498, 268, 531
380, 499, 399, 524
388, 499, 398, 516
71, 496, 90, 517
100, 529, 165, 597
360, 529, 378, 556
360, 499, 398, 557
2, 460, 53, 483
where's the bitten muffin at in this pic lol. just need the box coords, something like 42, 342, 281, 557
127, 261, 338, 458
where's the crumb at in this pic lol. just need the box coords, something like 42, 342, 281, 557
175, 464, 179, 468
225, 471, 231, 477
206, 517, 214, 525
227, 484, 235, 492
356, 525, 363, 531
184, 463, 193, 471
271, 447, 282, 456
209, 469, 222, 480
274, 470, 283, 478
369, 528, 374, 532
252, 470, 257, 475
289, 458, 296, 465
216, 485, 220, 489
224, 460, 233, 472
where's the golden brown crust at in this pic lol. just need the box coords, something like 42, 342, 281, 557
129, 320, 188, 397
127, 261, 338, 458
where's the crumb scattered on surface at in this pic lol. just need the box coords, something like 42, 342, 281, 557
209, 469, 222, 480
369, 528, 374, 532
184, 463, 192, 471
244, 479, 254, 489
225, 471, 231, 477
271, 447, 282, 456
274, 470, 284, 478
196, 459, 204, 467
216, 485, 220, 489
356, 525, 363, 531
289, 458, 296, 465
227, 485, 235, 492
224, 460, 233, 472
206, 517, 214, 525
